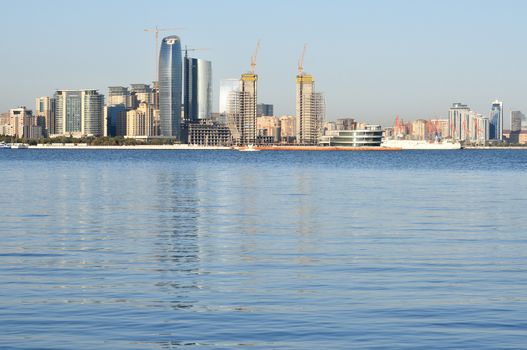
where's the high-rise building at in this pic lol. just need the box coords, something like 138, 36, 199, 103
428, 119, 449, 139
184, 57, 212, 123
256, 103, 274, 117
490, 100, 503, 141
129, 84, 152, 108
158, 36, 182, 139
279, 115, 297, 142
104, 104, 127, 137
449, 103, 489, 143
8, 107, 32, 138
509, 111, 524, 144
35, 96, 55, 136
412, 119, 428, 140
296, 73, 325, 145
107, 86, 129, 107
448, 103, 471, 141
510, 111, 524, 132
54, 90, 104, 137
219, 79, 239, 115
126, 102, 154, 137
227, 74, 257, 145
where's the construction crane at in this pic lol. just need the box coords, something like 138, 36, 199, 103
144, 26, 184, 80
184, 46, 210, 59
249, 40, 261, 74
298, 43, 307, 76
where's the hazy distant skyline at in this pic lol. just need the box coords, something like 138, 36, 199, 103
1, 0, 526, 126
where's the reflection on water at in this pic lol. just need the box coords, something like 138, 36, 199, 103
1, 150, 527, 349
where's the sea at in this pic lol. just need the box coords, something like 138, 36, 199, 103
0, 149, 526, 349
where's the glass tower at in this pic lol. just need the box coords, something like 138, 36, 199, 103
54, 90, 104, 136
159, 36, 182, 139
184, 57, 212, 122
490, 100, 503, 141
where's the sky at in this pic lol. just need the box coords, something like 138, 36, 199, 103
1, 0, 526, 126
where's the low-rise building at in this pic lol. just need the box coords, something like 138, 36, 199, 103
319, 125, 383, 147
187, 120, 232, 146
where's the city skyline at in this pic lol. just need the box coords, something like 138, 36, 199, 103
2, 0, 527, 125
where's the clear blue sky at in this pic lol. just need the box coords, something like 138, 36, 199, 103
1, 0, 526, 125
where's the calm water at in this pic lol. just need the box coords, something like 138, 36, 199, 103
1, 150, 526, 349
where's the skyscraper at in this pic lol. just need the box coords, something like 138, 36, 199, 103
510, 111, 524, 132
296, 73, 325, 145
35, 96, 55, 136
158, 35, 182, 139
54, 90, 104, 137
510, 110, 524, 144
448, 103, 471, 141
448, 102, 489, 143
490, 100, 503, 141
184, 57, 212, 122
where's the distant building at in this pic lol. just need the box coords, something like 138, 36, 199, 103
335, 118, 356, 131
319, 125, 383, 147
279, 115, 297, 142
511, 111, 524, 132
448, 103, 471, 140
509, 111, 525, 144
107, 86, 129, 107
159, 36, 182, 139
411, 119, 428, 140
104, 104, 127, 137
428, 119, 449, 139
256, 116, 280, 142
184, 57, 212, 122
35, 96, 55, 136
4, 107, 43, 139
9, 107, 31, 138
468, 112, 489, 144
257, 103, 274, 117
126, 102, 155, 137
448, 103, 490, 144
323, 121, 337, 134
54, 90, 104, 137
129, 84, 152, 108
490, 100, 503, 141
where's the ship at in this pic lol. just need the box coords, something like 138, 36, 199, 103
10, 143, 29, 149
382, 139, 462, 150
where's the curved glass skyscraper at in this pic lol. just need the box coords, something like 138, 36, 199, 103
159, 36, 182, 138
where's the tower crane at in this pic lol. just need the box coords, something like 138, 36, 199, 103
250, 40, 261, 74
144, 26, 184, 80
184, 46, 210, 59
298, 43, 307, 76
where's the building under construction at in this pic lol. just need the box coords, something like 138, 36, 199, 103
227, 42, 259, 146
187, 120, 231, 146
296, 45, 325, 145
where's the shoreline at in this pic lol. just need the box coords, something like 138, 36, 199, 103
24, 144, 403, 151
7, 144, 527, 151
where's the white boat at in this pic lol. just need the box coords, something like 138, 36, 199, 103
382, 139, 461, 150
237, 144, 260, 152
10, 143, 29, 149
0, 142, 11, 149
